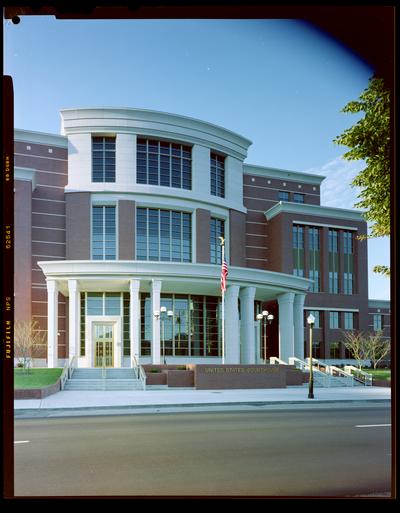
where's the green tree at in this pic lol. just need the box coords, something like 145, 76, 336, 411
334, 76, 390, 276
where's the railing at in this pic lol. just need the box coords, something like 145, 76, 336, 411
269, 356, 287, 365
289, 357, 338, 387
305, 358, 355, 385
132, 356, 147, 390
68, 355, 77, 379
60, 361, 69, 390
102, 356, 106, 379
344, 365, 373, 386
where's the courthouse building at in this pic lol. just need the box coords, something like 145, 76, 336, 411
14, 107, 391, 368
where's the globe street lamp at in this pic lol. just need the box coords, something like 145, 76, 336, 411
167, 309, 174, 360
307, 313, 315, 399
257, 310, 274, 363
160, 306, 167, 364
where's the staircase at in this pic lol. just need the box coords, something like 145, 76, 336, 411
64, 368, 145, 391
271, 357, 373, 388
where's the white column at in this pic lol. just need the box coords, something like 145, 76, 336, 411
239, 286, 256, 364
293, 294, 306, 360
224, 284, 240, 363
47, 280, 58, 368
192, 145, 210, 201
68, 279, 79, 363
129, 279, 141, 365
116, 133, 136, 185
277, 292, 295, 362
151, 279, 162, 364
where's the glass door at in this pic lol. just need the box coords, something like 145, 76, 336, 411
94, 323, 114, 367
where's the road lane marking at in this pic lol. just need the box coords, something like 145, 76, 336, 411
355, 424, 391, 428
14, 440, 30, 444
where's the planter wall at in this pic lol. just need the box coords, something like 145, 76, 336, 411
14, 379, 61, 399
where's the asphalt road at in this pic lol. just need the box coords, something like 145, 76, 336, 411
14, 406, 392, 497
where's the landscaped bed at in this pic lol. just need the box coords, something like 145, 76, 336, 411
361, 368, 391, 387
14, 368, 63, 392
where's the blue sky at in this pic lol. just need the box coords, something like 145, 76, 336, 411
4, 17, 390, 300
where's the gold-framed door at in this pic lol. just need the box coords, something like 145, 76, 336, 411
94, 323, 114, 367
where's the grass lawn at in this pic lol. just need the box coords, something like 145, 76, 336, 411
14, 368, 63, 389
362, 368, 391, 381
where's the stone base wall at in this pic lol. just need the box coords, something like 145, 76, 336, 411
14, 379, 61, 399
143, 364, 304, 389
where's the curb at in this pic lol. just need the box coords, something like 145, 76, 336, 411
14, 399, 391, 418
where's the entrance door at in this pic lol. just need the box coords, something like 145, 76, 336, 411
94, 323, 114, 367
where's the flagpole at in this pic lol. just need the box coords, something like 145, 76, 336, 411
221, 241, 225, 365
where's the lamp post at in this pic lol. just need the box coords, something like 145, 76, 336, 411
307, 313, 315, 399
157, 306, 174, 365
160, 306, 167, 364
153, 308, 170, 365
256, 310, 274, 363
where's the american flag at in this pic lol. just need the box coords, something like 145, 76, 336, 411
220, 260, 228, 293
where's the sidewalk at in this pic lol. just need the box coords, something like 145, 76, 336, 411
14, 386, 391, 418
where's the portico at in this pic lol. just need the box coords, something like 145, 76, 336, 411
39, 261, 311, 368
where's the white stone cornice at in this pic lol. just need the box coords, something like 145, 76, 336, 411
14, 129, 68, 148
14, 167, 37, 191
265, 201, 365, 222
37, 260, 312, 298
244, 164, 325, 185
60, 107, 252, 160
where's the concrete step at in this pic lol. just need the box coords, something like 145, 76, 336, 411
71, 369, 137, 380
64, 379, 144, 390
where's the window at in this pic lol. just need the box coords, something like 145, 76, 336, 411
80, 294, 85, 356
309, 227, 319, 250
329, 311, 339, 329
139, 293, 222, 357
343, 231, 353, 254
92, 206, 116, 260
293, 193, 304, 203
293, 225, 304, 249
136, 138, 192, 190
330, 342, 340, 359
328, 229, 339, 294
344, 312, 354, 330
343, 231, 354, 294
123, 293, 130, 356
328, 229, 338, 253
210, 218, 225, 264
92, 136, 115, 182
86, 293, 121, 316
210, 153, 225, 198
293, 225, 304, 276
343, 272, 353, 295
278, 191, 289, 202
308, 227, 320, 292
373, 314, 383, 331
309, 269, 320, 292
312, 342, 321, 358
136, 207, 191, 262
306, 310, 320, 329
329, 271, 338, 294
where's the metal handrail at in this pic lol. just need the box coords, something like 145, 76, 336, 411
269, 356, 287, 365
305, 358, 354, 381
289, 357, 341, 387
132, 356, 147, 390
344, 365, 373, 386
60, 361, 69, 390
102, 356, 106, 379
68, 355, 77, 379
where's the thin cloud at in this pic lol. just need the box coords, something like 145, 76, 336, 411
306, 156, 365, 210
